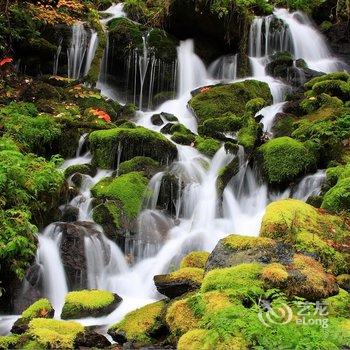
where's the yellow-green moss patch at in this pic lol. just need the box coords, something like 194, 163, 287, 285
180, 251, 210, 269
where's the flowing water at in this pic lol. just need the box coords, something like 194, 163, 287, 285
2, 6, 346, 336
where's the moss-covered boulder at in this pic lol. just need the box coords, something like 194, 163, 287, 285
61, 290, 122, 319
25, 318, 84, 349
325, 289, 350, 317
180, 251, 210, 269
165, 298, 200, 336
337, 274, 350, 292
260, 199, 350, 274
11, 299, 54, 334
262, 254, 339, 300
201, 263, 264, 298
206, 234, 293, 270
91, 172, 149, 244
257, 137, 317, 186
108, 300, 167, 346
189, 80, 272, 124
322, 177, 350, 213
154, 267, 204, 298
89, 126, 177, 168
194, 136, 221, 157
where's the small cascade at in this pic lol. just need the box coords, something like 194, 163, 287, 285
209, 54, 238, 81
37, 225, 68, 318
138, 31, 151, 109
100, 3, 126, 25
292, 170, 326, 201
67, 22, 88, 79
84, 31, 98, 76
53, 37, 63, 76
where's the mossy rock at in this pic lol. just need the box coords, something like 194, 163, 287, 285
325, 289, 350, 317
322, 177, 350, 213
11, 299, 54, 334
180, 251, 210, 269
165, 298, 200, 336
64, 164, 96, 179
260, 199, 350, 274
194, 136, 221, 157
257, 137, 316, 186
0, 335, 20, 350
118, 156, 160, 178
206, 234, 293, 271
171, 132, 196, 145
201, 263, 264, 299
154, 267, 204, 298
91, 172, 149, 221
61, 290, 122, 319
265, 51, 293, 79
89, 126, 177, 168
245, 97, 268, 115
26, 318, 84, 349
189, 80, 272, 124
337, 274, 350, 292
108, 300, 167, 346
305, 72, 350, 90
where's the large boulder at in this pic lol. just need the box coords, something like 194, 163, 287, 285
61, 290, 122, 319
89, 126, 177, 169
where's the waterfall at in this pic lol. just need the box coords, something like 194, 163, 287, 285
37, 225, 68, 318
100, 3, 126, 25
177, 40, 207, 96
84, 31, 98, 76
208, 54, 238, 81
53, 37, 63, 76
138, 31, 151, 109
292, 170, 326, 201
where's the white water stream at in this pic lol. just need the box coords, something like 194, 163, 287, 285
0, 5, 343, 337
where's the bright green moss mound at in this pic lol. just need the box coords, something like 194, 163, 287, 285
27, 318, 84, 349
201, 263, 264, 297
325, 289, 350, 317
258, 137, 316, 185
0, 335, 20, 349
64, 164, 92, 178
91, 172, 148, 220
89, 126, 177, 168
22, 299, 53, 320
109, 300, 165, 345
194, 137, 221, 157
222, 234, 275, 251
180, 251, 210, 269
322, 177, 350, 213
189, 80, 272, 123
61, 290, 115, 319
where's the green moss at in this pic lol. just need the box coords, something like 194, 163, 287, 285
272, 115, 295, 137
0, 335, 20, 350
260, 199, 350, 247
194, 137, 221, 157
189, 80, 272, 124
168, 267, 205, 284
91, 172, 149, 220
261, 263, 289, 286
118, 156, 159, 176
325, 289, 350, 317
245, 97, 268, 115
109, 301, 165, 345
311, 80, 350, 101
237, 116, 260, 150
21, 299, 53, 320
27, 318, 84, 349
322, 177, 350, 213
222, 235, 275, 251
199, 114, 243, 136
61, 290, 115, 319
201, 263, 264, 297
305, 72, 350, 90
178, 329, 214, 350
180, 251, 210, 269
337, 274, 350, 291
166, 298, 200, 336
89, 126, 177, 168
171, 132, 196, 145
92, 200, 121, 231
258, 137, 316, 185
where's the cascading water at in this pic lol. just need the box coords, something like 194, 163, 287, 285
84, 31, 98, 76
53, 37, 63, 76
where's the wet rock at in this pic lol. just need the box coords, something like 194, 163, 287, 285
151, 114, 164, 126
74, 330, 111, 348
206, 235, 294, 271
60, 205, 79, 222
160, 123, 175, 134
